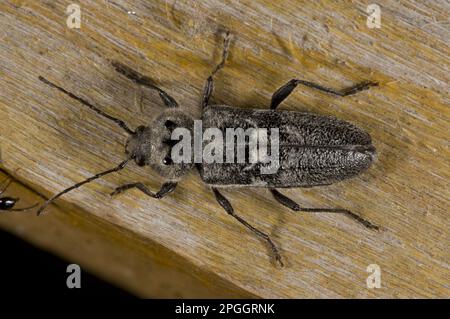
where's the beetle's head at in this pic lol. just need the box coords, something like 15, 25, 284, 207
125, 109, 194, 181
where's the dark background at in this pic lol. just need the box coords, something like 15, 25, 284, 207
0, 229, 134, 297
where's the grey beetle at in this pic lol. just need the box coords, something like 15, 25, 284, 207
37, 31, 379, 266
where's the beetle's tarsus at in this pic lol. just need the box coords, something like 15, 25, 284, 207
202, 30, 232, 109
111, 182, 177, 199
342, 81, 378, 96
341, 210, 380, 231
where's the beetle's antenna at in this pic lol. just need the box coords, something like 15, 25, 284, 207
38, 76, 134, 135
37, 159, 130, 215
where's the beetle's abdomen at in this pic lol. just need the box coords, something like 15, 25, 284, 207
199, 105, 375, 188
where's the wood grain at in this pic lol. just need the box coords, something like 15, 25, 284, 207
0, 0, 449, 298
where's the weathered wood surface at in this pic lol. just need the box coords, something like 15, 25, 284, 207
0, 0, 449, 298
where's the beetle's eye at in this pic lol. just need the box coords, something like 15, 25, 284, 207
136, 157, 146, 167
163, 138, 179, 147
165, 120, 176, 130
163, 156, 173, 165
135, 125, 145, 133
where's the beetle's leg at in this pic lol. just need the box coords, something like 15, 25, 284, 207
110, 182, 177, 199
270, 189, 379, 230
0, 178, 12, 195
202, 31, 232, 109
270, 79, 378, 109
212, 187, 284, 267
111, 61, 179, 108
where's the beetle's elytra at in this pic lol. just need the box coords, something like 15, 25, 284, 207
36, 31, 379, 266
200, 105, 375, 187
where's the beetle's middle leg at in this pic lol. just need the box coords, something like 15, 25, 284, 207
111, 182, 177, 199
270, 79, 378, 109
202, 31, 232, 109
270, 189, 379, 230
212, 187, 284, 267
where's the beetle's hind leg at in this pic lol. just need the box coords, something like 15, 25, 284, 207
270, 79, 378, 109
212, 187, 284, 267
270, 189, 379, 230
202, 30, 232, 109
110, 182, 177, 199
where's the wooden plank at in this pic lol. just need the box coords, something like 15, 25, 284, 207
0, 0, 448, 297
0, 170, 255, 298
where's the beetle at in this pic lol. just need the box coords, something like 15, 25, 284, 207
36, 31, 379, 266
0, 178, 37, 212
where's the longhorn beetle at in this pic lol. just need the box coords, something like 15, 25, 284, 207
37, 31, 379, 266
0, 178, 37, 212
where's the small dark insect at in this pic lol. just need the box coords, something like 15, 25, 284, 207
0, 178, 37, 212
37, 31, 380, 266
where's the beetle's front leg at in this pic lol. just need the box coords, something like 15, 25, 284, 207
212, 187, 284, 267
111, 61, 179, 108
111, 182, 177, 199
270, 189, 380, 230
270, 79, 378, 109
202, 31, 232, 109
